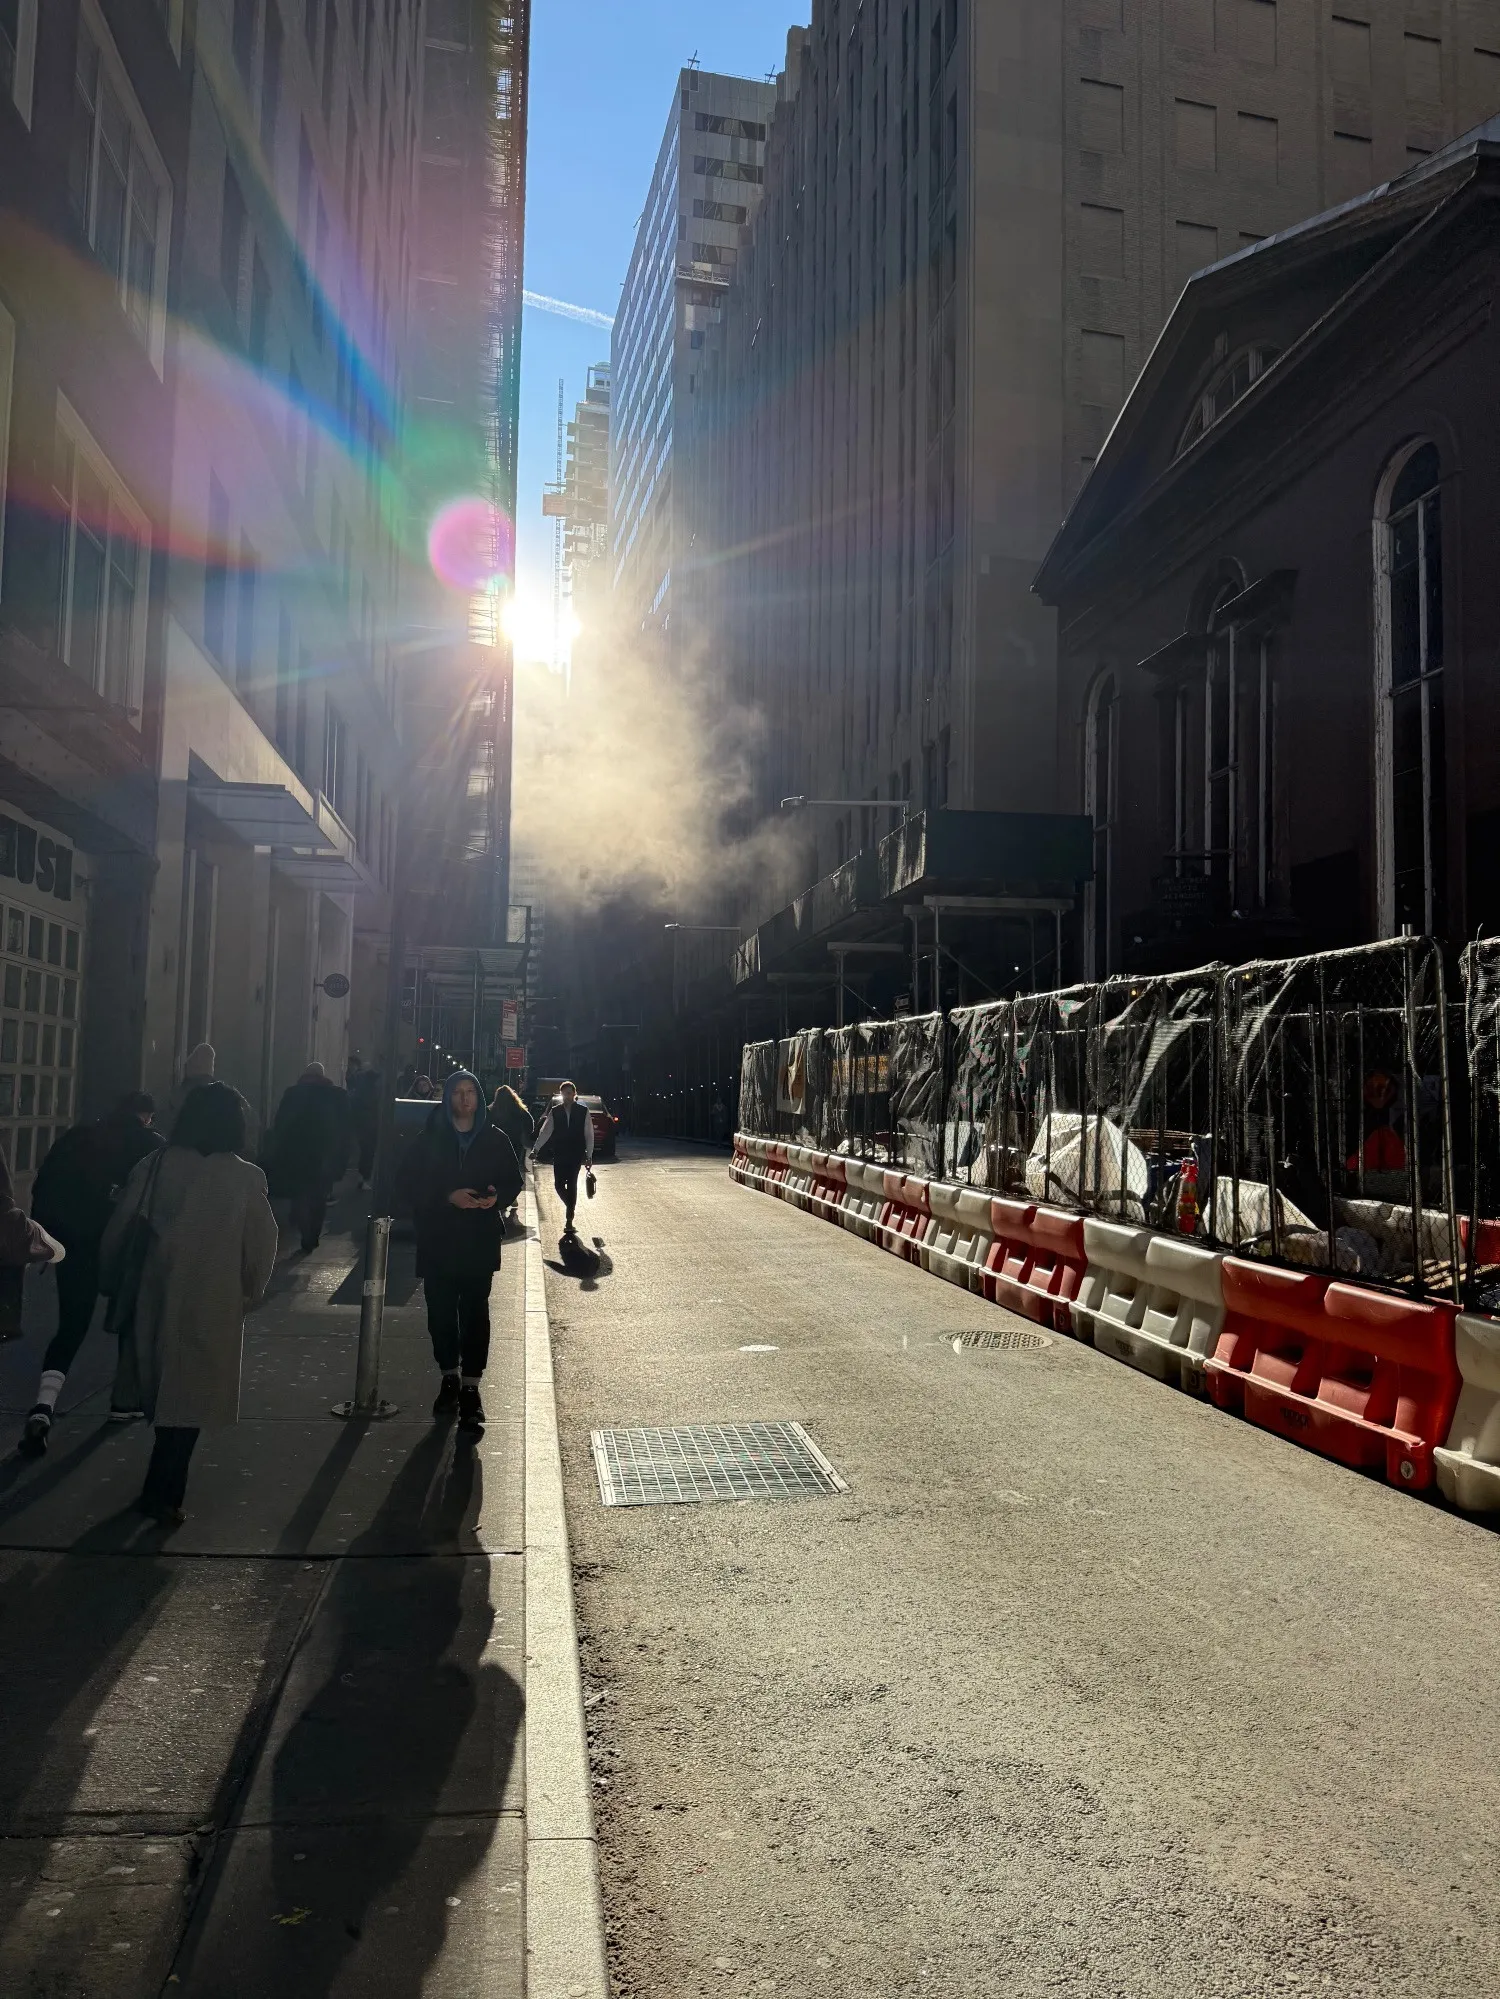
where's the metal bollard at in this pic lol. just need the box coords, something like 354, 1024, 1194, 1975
332, 1212, 399, 1420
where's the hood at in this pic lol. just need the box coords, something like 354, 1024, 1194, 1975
441, 1069, 487, 1137
182, 1042, 216, 1081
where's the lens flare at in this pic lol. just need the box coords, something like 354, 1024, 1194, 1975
427, 496, 508, 592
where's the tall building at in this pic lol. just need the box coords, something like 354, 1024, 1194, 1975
689, 1, 1500, 921
396, 0, 532, 1079
610, 65, 778, 646
0, 1, 529, 1190
563, 361, 612, 648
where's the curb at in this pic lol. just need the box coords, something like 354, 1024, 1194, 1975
522, 1176, 609, 1999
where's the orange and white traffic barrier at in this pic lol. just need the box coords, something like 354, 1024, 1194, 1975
1207, 1261, 1461, 1492
781, 1145, 816, 1210
840, 1158, 886, 1240
1074, 1220, 1226, 1392
877, 1171, 933, 1260
807, 1151, 848, 1223
983, 1199, 1086, 1333
1434, 1314, 1500, 1512
922, 1183, 994, 1292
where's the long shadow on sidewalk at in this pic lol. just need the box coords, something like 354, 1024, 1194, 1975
170, 1422, 524, 1995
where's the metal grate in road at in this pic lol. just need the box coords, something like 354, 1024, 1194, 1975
590, 1421, 849, 1508
946, 1327, 1051, 1352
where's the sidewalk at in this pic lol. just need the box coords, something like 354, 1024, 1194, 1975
0, 1173, 600, 1996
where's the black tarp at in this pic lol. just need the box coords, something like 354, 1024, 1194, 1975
889, 1012, 946, 1177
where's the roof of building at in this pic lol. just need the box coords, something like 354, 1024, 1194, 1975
1035, 118, 1500, 599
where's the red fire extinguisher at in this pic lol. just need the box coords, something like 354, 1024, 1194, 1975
1176, 1158, 1200, 1235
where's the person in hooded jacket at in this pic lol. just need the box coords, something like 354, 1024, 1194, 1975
397, 1069, 523, 1432
18, 1092, 162, 1455
488, 1084, 534, 1223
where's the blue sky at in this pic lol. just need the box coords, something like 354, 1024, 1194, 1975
513, 1, 802, 655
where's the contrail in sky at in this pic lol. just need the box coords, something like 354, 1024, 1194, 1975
523, 290, 615, 329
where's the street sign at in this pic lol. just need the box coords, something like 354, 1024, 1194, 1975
506, 1045, 526, 1070
320, 972, 351, 1000
501, 999, 519, 1042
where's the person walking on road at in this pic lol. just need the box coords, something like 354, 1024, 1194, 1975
100, 1083, 278, 1525
397, 1069, 523, 1434
264, 1061, 351, 1252
533, 1080, 594, 1237
346, 1058, 381, 1188
18, 1092, 162, 1455
488, 1084, 534, 1224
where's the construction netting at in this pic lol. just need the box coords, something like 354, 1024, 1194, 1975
1215, 939, 1458, 1295
1462, 939, 1500, 1309
734, 936, 1471, 1301
945, 1002, 1012, 1188
888, 1013, 947, 1176
738, 1041, 777, 1140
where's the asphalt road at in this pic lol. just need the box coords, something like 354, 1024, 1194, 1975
542, 1141, 1500, 1999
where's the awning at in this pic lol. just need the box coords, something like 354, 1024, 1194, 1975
188, 776, 365, 888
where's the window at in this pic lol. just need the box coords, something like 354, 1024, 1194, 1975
1238, 0, 1276, 66
1171, 0, 1215, 54
1080, 203, 1124, 278
1331, 16, 1371, 90
51, 402, 150, 719
1238, 111, 1278, 183
1331, 130, 1374, 201
1175, 98, 1217, 172
235, 535, 257, 693
694, 112, 765, 141
324, 702, 346, 814
1176, 343, 1279, 453
275, 607, 294, 756
0, 0, 36, 123
1084, 673, 1118, 978
1079, 79, 1124, 154
0, 301, 13, 591
232, 0, 257, 83
68, 7, 170, 365
260, 2, 282, 154
693, 198, 747, 225
1170, 585, 1274, 917
220, 162, 246, 308
693, 156, 763, 184
204, 474, 229, 663
1376, 443, 1446, 937
1174, 220, 1219, 290
249, 246, 271, 359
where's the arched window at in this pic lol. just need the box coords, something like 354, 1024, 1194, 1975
1177, 344, 1281, 455
1083, 672, 1117, 977
1375, 442, 1446, 937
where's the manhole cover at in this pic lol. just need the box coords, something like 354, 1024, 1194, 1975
590, 1421, 849, 1508
945, 1328, 1051, 1352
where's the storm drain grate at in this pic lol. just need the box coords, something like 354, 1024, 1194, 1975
590, 1421, 849, 1508
946, 1327, 1051, 1352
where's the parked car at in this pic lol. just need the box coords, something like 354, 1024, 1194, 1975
580, 1095, 619, 1161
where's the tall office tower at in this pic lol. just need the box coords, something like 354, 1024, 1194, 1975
563, 363, 612, 651
690, 1, 1500, 920
610, 66, 778, 648
406, 0, 530, 951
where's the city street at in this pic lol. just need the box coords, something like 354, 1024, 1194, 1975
543, 1143, 1500, 1999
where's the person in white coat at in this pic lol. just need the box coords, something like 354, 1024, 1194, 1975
101, 1082, 277, 1524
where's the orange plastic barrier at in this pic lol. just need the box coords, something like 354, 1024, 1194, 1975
1206, 1259, 1461, 1491
764, 1143, 790, 1198
807, 1152, 847, 1223
878, 1171, 933, 1261
982, 1199, 1085, 1333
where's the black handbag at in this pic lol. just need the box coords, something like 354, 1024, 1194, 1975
103, 1151, 165, 1341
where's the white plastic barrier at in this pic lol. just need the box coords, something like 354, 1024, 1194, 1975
805, 1151, 846, 1223
1434, 1315, 1500, 1513
841, 1158, 885, 1240
1075, 1219, 1224, 1391
735, 1135, 768, 1190
782, 1145, 816, 1210
922, 1183, 993, 1292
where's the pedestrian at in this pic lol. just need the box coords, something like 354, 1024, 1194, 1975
18, 1092, 163, 1455
0, 1148, 64, 1351
347, 1059, 381, 1187
100, 1082, 277, 1525
488, 1083, 534, 1223
172, 1042, 216, 1122
413, 1074, 440, 1100
533, 1080, 594, 1237
396, 1065, 416, 1097
397, 1068, 523, 1433
264, 1061, 352, 1252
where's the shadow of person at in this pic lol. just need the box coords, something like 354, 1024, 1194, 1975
172, 1423, 522, 1993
